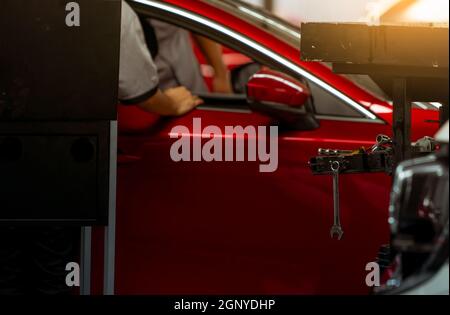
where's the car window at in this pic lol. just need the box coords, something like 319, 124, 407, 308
134, 5, 376, 120
211, 45, 366, 119
153, 18, 367, 119
308, 81, 365, 118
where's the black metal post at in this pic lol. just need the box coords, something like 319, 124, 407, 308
439, 102, 449, 127
393, 78, 412, 166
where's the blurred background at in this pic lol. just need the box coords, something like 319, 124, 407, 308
241, 0, 449, 26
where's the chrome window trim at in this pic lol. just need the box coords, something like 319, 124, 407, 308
205, 0, 302, 45
130, 0, 380, 122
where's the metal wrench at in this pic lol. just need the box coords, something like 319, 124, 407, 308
330, 161, 344, 240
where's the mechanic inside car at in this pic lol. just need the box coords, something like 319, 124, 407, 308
119, 1, 204, 116
144, 19, 233, 95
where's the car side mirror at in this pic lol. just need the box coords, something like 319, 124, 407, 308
246, 69, 319, 130
247, 69, 310, 107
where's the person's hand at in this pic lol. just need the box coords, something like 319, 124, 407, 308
164, 86, 203, 116
212, 72, 233, 94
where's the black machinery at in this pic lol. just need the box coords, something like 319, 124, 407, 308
0, 0, 121, 294
301, 23, 449, 240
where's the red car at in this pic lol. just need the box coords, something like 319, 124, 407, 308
98, 0, 440, 295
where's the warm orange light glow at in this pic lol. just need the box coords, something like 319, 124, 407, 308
403, 0, 449, 23
366, 0, 449, 25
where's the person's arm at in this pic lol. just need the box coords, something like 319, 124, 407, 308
137, 87, 203, 116
193, 34, 232, 94
119, 3, 202, 116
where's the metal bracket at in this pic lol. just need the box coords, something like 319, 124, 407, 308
79, 120, 117, 295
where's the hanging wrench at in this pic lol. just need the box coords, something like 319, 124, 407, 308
330, 161, 344, 240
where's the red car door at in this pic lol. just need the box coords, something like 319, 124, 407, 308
114, 92, 394, 295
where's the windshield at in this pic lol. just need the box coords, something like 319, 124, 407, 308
204, 0, 301, 45
204, 0, 441, 111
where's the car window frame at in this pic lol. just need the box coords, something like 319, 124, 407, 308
128, 0, 385, 124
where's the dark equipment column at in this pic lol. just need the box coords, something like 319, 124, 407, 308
0, 0, 121, 295
393, 78, 412, 162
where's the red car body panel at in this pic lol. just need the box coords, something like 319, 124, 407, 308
92, 0, 440, 295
